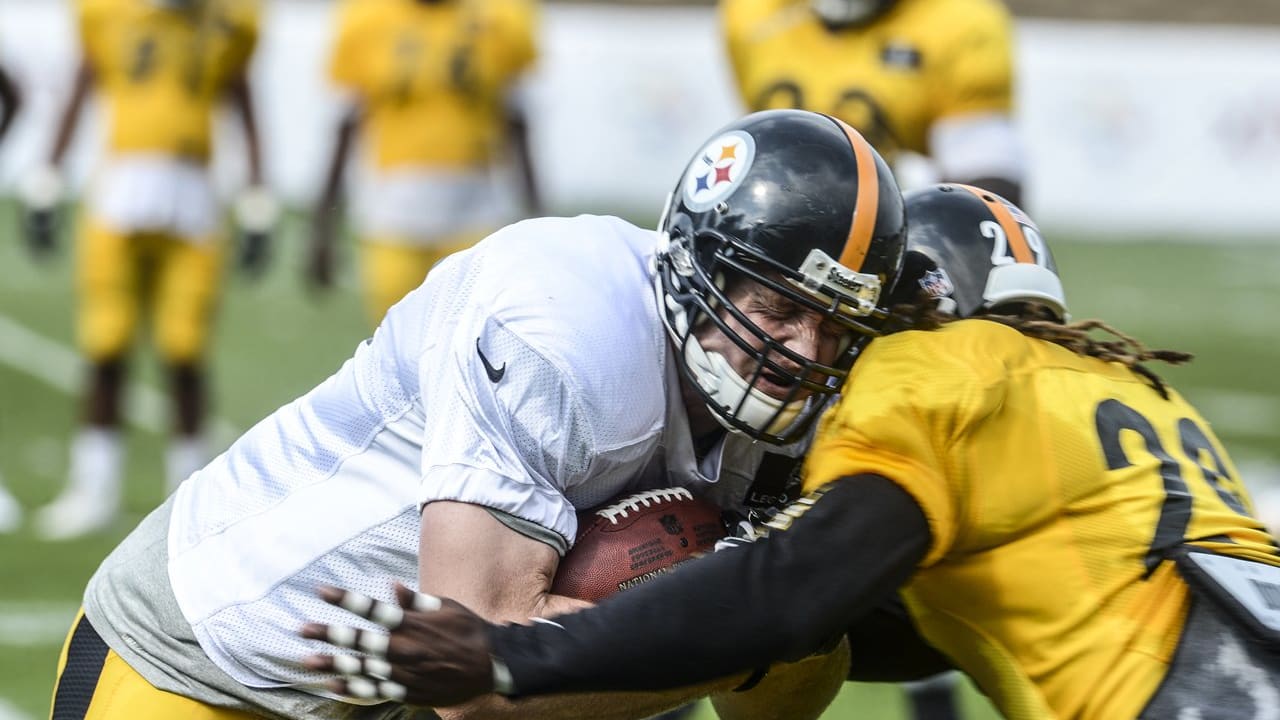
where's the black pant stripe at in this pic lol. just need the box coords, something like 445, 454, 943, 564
50, 615, 110, 720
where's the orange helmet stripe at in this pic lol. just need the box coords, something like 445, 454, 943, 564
832, 118, 880, 271
956, 184, 1034, 264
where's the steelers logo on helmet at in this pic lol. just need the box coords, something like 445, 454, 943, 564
681, 130, 756, 213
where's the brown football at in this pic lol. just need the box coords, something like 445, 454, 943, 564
552, 487, 727, 602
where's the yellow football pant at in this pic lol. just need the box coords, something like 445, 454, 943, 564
50, 611, 259, 720
360, 234, 485, 326
77, 219, 225, 363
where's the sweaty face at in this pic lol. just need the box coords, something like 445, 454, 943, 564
693, 279, 848, 402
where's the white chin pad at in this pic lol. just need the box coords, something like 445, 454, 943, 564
984, 263, 1068, 320
683, 339, 805, 435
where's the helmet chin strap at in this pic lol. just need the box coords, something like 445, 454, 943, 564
681, 337, 804, 437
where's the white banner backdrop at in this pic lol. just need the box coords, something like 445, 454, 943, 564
0, 1, 1277, 236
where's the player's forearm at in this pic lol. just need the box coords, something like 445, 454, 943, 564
318, 107, 360, 211
230, 75, 264, 185
50, 61, 93, 166
505, 107, 541, 215
490, 475, 931, 696
533, 592, 594, 620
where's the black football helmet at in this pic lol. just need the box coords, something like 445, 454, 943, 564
655, 109, 906, 445
810, 0, 899, 29
892, 183, 1068, 320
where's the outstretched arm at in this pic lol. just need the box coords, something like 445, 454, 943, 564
302, 474, 930, 704
490, 475, 929, 695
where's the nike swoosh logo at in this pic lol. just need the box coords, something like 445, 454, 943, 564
476, 338, 506, 383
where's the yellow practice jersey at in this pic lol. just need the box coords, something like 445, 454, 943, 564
79, 0, 259, 162
721, 0, 1013, 162
804, 320, 1279, 719
329, 0, 538, 170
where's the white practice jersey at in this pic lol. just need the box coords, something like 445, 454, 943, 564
157, 214, 804, 696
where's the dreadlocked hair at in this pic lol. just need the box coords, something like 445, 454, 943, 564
886, 295, 1194, 400
989, 312, 1194, 399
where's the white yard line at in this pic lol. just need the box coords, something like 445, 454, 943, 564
0, 698, 32, 720
0, 314, 238, 440
0, 603, 78, 648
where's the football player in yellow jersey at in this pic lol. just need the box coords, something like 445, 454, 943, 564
23, 0, 275, 541
311, 0, 540, 325
722, 0, 1024, 204
302, 186, 1280, 719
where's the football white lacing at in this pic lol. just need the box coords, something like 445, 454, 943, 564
595, 487, 693, 524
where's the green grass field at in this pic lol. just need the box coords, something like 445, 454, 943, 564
0, 203, 1277, 720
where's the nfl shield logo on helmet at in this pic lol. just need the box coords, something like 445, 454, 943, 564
919, 268, 955, 299
682, 130, 756, 212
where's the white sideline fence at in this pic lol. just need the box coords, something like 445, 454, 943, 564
0, 2, 1275, 236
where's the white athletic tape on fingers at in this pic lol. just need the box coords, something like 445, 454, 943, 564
365, 658, 393, 680
379, 680, 408, 702
358, 631, 390, 657
332, 654, 363, 675
347, 677, 379, 699
370, 602, 404, 629
413, 593, 442, 612
338, 593, 375, 618
326, 626, 358, 649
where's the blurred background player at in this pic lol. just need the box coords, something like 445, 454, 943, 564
722, 0, 1024, 204
21, 0, 274, 541
310, 0, 541, 326
722, 1, 1022, 714
0, 56, 21, 534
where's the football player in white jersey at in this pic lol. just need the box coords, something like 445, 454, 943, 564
48, 109, 908, 720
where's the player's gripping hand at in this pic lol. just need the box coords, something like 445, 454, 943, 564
234, 185, 279, 278
301, 583, 502, 707
18, 165, 65, 259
